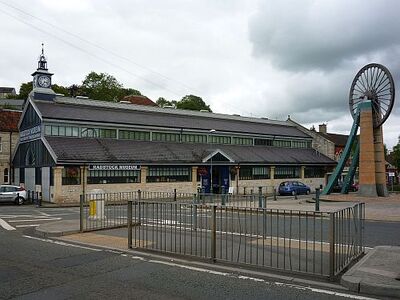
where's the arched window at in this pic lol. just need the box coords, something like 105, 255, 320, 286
4, 168, 8, 183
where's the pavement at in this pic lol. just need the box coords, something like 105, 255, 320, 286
34, 193, 400, 299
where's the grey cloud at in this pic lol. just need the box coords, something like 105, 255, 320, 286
249, 0, 400, 72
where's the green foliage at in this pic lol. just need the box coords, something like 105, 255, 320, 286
81, 72, 123, 101
52, 84, 69, 96
17, 82, 33, 99
177, 95, 212, 112
392, 136, 400, 170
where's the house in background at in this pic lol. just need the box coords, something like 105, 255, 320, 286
0, 109, 21, 184
0, 87, 16, 98
121, 95, 158, 107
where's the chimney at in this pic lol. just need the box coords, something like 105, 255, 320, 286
319, 123, 327, 134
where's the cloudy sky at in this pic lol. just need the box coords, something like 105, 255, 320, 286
0, 0, 399, 148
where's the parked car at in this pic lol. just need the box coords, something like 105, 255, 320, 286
278, 181, 311, 196
0, 185, 26, 205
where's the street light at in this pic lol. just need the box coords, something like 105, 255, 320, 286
209, 129, 216, 194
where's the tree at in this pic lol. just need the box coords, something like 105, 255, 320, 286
81, 72, 123, 101
176, 95, 212, 112
13, 82, 33, 99
392, 136, 400, 170
156, 97, 173, 107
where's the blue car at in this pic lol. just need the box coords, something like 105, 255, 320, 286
278, 181, 311, 196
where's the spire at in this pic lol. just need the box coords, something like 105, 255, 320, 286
37, 43, 48, 70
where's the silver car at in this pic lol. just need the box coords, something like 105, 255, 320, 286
0, 185, 27, 205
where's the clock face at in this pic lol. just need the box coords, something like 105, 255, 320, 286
37, 75, 51, 88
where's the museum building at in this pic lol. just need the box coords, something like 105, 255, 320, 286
12, 52, 336, 204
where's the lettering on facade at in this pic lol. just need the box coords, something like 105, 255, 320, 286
89, 165, 141, 171
20, 125, 41, 143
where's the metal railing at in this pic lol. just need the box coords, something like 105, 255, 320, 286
197, 193, 267, 208
127, 201, 365, 278
79, 190, 193, 231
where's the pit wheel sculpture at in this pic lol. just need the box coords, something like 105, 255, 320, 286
349, 63, 395, 127
322, 63, 395, 196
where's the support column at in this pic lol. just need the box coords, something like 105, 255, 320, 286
53, 166, 63, 203
374, 125, 388, 196
359, 102, 378, 197
191, 166, 198, 193
140, 166, 148, 186
301, 166, 305, 179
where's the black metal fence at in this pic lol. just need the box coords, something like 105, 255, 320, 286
127, 201, 365, 278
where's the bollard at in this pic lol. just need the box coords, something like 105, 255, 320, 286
243, 187, 246, 195
315, 188, 320, 211
294, 190, 298, 200
258, 186, 263, 208
273, 187, 277, 201
174, 189, 177, 202
138, 189, 142, 201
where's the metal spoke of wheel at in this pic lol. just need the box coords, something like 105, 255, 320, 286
349, 63, 395, 128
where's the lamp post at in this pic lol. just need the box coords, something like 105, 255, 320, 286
209, 129, 216, 194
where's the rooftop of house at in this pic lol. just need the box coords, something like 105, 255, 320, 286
0, 109, 22, 132
121, 95, 158, 107
0, 87, 16, 94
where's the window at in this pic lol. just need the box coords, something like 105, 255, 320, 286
19, 168, 25, 183
62, 166, 81, 185
305, 167, 326, 178
147, 166, 191, 182
239, 166, 270, 180
119, 130, 150, 141
254, 138, 273, 146
292, 140, 308, 148
81, 128, 99, 138
181, 134, 207, 143
4, 168, 8, 183
99, 129, 117, 139
273, 140, 291, 148
35, 167, 42, 185
45, 125, 79, 137
152, 132, 180, 142
209, 135, 231, 144
274, 166, 300, 179
87, 169, 140, 184
232, 137, 253, 145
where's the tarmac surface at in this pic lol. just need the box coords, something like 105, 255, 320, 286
35, 193, 400, 299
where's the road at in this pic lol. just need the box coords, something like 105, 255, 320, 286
0, 204, 379, 300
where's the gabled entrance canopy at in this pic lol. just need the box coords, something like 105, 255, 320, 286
202, 149, 234, 163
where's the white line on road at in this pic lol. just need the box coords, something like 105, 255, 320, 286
9, 218, 61, 223
16, 224, 40, 228
0, 218, 16, 230
22, 235, 101, 251
138, 258, 376, 300
38, 211, 51, 217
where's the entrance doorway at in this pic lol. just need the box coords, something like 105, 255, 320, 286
201, 166, 229, 194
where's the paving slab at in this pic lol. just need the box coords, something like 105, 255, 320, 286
35, 219, 80, 237
341, 246, 400, 298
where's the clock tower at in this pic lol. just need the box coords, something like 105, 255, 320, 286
31, 44, 56, 100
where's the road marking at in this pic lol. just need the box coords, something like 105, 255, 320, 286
16, 224, 40, 228
9, 218, 61, 223
22, 235, 101, 251
134, 257, 376, 300
38, 211, 51, 217
0, 218, 16, 230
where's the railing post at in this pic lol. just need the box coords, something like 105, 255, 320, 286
315, 188, 320, 211
174, 188, 177, 202
138, 189, 142, 201
80, 194, 84, 232
329, 212, 336, 278
258, 186, 263, 208
273, 187, 277, 201
128, 200, 132, 248
192, 194, 198, 230
211, 205, 216, 261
